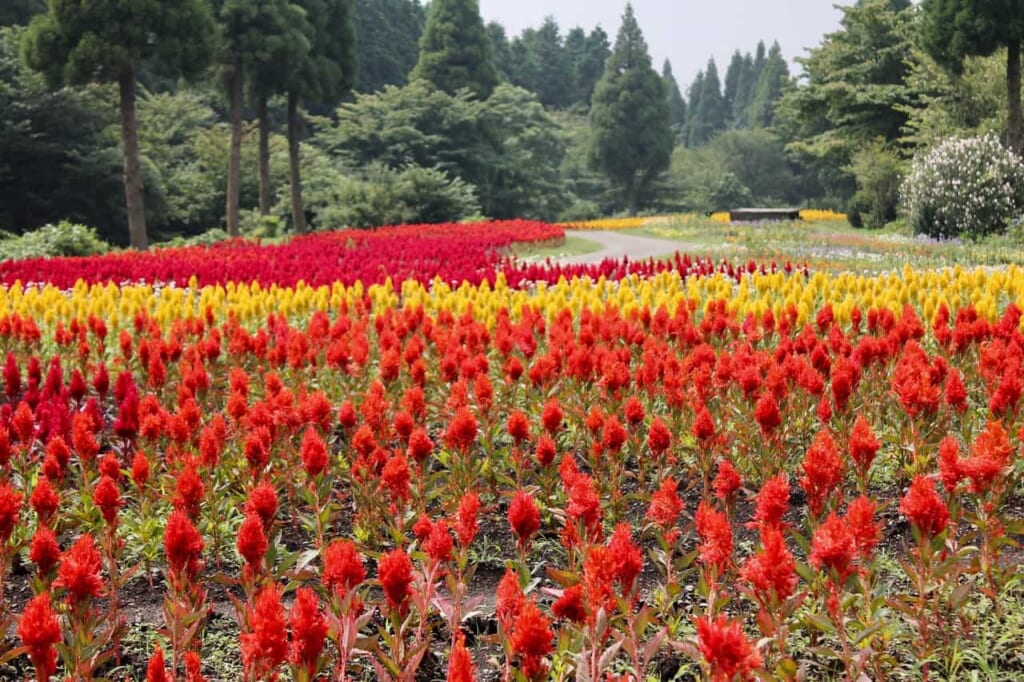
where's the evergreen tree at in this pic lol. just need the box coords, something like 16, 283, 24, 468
723, 50, 745, 122
733, 52, 756, 126
530, 17, 573, 108
662, 60, 687, 142
23, 0, 216, 249
411, 0, 498, 98
0, 0, 43, 26
747, 41, 790, 128
354, 0, 426, 93
921, 0, 1024, 151
688, 58, 728, 146
686, 70, 704, 146
509, 30, 540, 93
564, 26, 587, 102
487, 21, 514, 81
575, 27, 611, 106
589, 4, 672, 213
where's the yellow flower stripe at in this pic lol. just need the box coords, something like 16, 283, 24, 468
560, 210, 847, 231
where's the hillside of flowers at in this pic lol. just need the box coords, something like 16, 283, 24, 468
0, 221, 1022, 680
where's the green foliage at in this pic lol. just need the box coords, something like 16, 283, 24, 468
687, 58, 728, 146
746, 41, 790, 128
289, 0, 357, 104
662, 60, 687, 142
411, 0, 497, 99
0, 221, 110, 261
589, 4, 672, 213
902, 133, 1024, 239
846, 139, 904, 229
156, 228, 232, 249
920, 0, 1024, 74
353, 0, 425, 93
0, 0, 43, 27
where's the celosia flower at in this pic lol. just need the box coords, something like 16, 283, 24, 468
511, 598, 553, 680
961, 420, 1013, 494
425, 518, 454, 564
322, 539, 365, 598
0, 482, 23, 541
173, 464, 205, 518
146, 645, 171, 682
242, 583, 288, 678
800, 429, 843, 517
300, 427, 329, 478
496, 567, 525, 632
289, 587, 327, 674
552, 584, 586, 623
900, 476, 949, 538
237, 512, 268, 573
184, 651, 205, 682
541, 398, 563, 434
508, 489, 541, 549
696, 614, 763, 682
245, 482, 278, 527
131, 450, 151, 489
19, 592, 61, 682
713, 459, 742, 503
55, 534, 104, 604
848, 415, 880, 477
647, 416, 672, 455
692, 406, 716, 442
646, 477, 684, 530
809, 512, 855, 581
165, 509, 205, 580
845, 495, 881, 560
740, 525, 796, 602
447, 632, 476, 682
30, 526, 60, 576
937, 436, 964, 493
378, 548, 413, 614
30, 478, 57, 527
93, 475, 122, 527
407, 427, 433, 463
445, 407, 478, 453
601, 415, 627, 453
535, 434, 557, 466
751, 473, 789, 529
695, 500, 733, 576
608, 522, 643, 595
455, 492, 480, 547
507, 410, 530, 443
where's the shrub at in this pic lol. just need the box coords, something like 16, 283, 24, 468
0, 221, 110, 261
902, 133, 1024, 239
846, 141, 903, 229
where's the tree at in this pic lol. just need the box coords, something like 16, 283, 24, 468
487, 21, 514, 81
662, 60, 687, 142
285, 0, 357, 233
921, 0, 1024, 152
23, 0, 216, 249
528, 17, 573, 108
353, 0, 425, 93
747, 41, 790, 128
576, 27, 611, 106
688, 58, 728, 146
732, 52, 757, 126
685, 70, 704, 146
723, 50, 746, 122
589, 3, 672, 213
0, 0, 43, 27
410, 0, 498, 99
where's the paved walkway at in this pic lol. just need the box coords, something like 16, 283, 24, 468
554, 230, 693, 265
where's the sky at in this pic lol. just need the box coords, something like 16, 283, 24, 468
477, 0, 845, 93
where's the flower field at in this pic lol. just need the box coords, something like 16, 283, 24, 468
0, 220, 1022, 681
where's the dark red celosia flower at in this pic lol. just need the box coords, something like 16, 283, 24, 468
11, 401, 34, 444
809, 512, 855, 581
174, 464, 205, 518
337, 400, 357, 430
938, 436, 964, 493
30, 526, 60, 576
322, 539, 366, 597
54, 534, 104, 604
289, 587, 328, 675
496, 567, 525, 632
0, 427, 9, 468
646, 477, 684, 530
380, 453, 411, 503
93, 475, 122, 527
3, 353, 21, 400
647, 417, 672, 455
696, 614, 763, 682
695, 500, 733, 575
961, 420, 1013, 494
508, 489, 541, 549
131, 450, 151, 489
447, 632, 476, 682
848, 415, 880, 477
601, 415, 628, 454
535, 434, 557, 466
243, 429, 270, 473
608, 522, 643, 595
800, 429, 843, 517
378, 548, 413, 614
551, 584, 586, 623
444, 407, 478, 453
237, 512, 268, 572
242, 583, 288, 678
713, 459, 743, 503
19, 592, 61, 682
245, 482, 278, 527
99, 451, 122, 482
0, 483, 23, 541
753, 392, 781, 434
507, 410, 531, 444
692, 406, 716, 442
511, 598, 553, 680
845, 495, 880, 560
300, 427, 329, 478
407, 427, 433, 464
455, 492, 480, 546
900, 476, 950, 538
624, 396, 645, 426
164, 510, 205, 580
425, 518, 454, 563
146, 645, 171, 682
740, 525, 796, 602
46, 436, 71, 470
541, 398, 563, 434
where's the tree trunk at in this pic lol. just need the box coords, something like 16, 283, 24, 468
1008, 41, 1023, 154
226, 56, 244, 237
258, 95, 271, 216
118, 68, 148, 251
287, 91, 307, 234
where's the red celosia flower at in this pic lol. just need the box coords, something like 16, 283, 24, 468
900, 475, 949, 538
445, 407, 478, 453
237, 512, 268, 573
541, 398, 563, 434
692, 406, 716, 442
413, 513, 433, 543
242, 583, 288, 679
646, 477, 684, 530
54, 534, 104, 604
93, 475, 122, 527
131, 450, 151, 489
809, 512, 855, 581
961, 420, 1013, 494
647, 417, 672, 456
146, 645, 171, 682
713, 459, 742, 503
337, 400, 357, 430
601, 415, 628, 453
585, 406, 605, 436
407, 427, 433, 464
496, 567, 525, 632
740, 525, 796, 602
566, 473, 602, 538
378, 548, 413, 614
945, 369, 968, 411
30, 526, 60, 576
583, 544, 617, 614
99, 451, 121, 481
173, 464, 205, 518
30, 477, 57, 527
608, 522, 643, 595
289, 587, 328, 675
696, 614, 763, 682
380, 453, 411, 503
71, 412, 100, 464
800, 429, 843, 517
184, 651, 205, 682
937, 436, 964, 493
19, 592, 61, 682
245, 482, 278, 527
243, 429, 270, 474
624, 396, 645, 425
447, 632, 476, 682
425, 518, 454, 564
164, 510, 205, 580
300, 427, 329, 478
511, 598, 553, 680
455, 492, 480, 546
848, 415, 880, 477
753, 392, 781, 434
508, 489, 541, 549
0, 482, 23, 541
552, 584, 586, 623
535, 434, 557, 466
695, 500, 733, 576
507, 410, 531, 444
322, 539, 365, 598
845, 495, 880, 560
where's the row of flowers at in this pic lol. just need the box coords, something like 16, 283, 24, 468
0, 277, 1020, 679
558, 210, 848, 231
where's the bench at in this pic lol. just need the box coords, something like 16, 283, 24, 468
728, 208, 801, 222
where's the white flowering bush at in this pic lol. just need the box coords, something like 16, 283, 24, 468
901, 133, 1024, 239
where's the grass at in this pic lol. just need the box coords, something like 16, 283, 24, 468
509, 235, 605, 260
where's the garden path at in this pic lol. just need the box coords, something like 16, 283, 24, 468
556, 229, 694, 264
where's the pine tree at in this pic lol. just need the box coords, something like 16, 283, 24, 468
487, 21, 514, 81
732, 52, 756, 126
688, 58, 728, 146
411, 0, 498, 98
685, 70, 704, 146
747, 41, 790, 128
662, 60, 687, 142
0, 0, 43, 26
723, 50, 745, 123
353, 0, 426, 93
575, 27, 611, 107
530, 17, 573, 108
23, 0, 216, 249
589, 3, 672, 213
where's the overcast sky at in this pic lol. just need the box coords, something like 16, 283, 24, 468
478, 0, 844, 93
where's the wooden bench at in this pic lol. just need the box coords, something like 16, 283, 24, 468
728, 208, 801, 222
